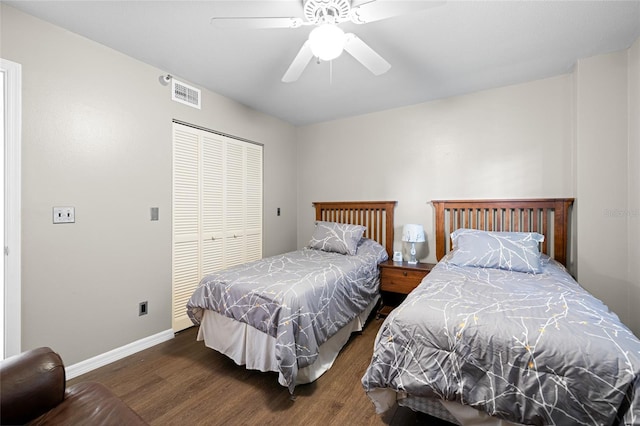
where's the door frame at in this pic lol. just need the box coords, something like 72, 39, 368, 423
2, 58, 22, 359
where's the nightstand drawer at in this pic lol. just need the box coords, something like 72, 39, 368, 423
380, 268, 428, 294
376, 261, 436, 319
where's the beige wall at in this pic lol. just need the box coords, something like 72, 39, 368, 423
574, 47, 636, 333
296, 75, 574, 264
1, 4, 298, 364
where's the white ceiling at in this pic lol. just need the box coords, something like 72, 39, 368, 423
7, 0, 640, 126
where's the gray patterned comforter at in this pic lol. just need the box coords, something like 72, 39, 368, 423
362, 255, 640, 425
187, 239, 387, 393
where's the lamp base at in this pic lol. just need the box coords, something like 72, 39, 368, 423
408, 242, 418, 264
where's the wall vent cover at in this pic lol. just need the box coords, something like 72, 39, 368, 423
172, 79, 201, 109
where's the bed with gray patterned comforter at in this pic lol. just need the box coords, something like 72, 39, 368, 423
362, 254, 640, 425
187, 238, 387, 393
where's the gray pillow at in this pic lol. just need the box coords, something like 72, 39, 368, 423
355, 238, 389, 263
449, 228, 545, 274
308, 221, 366, 256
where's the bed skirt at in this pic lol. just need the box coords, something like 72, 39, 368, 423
197, 296, 379, 387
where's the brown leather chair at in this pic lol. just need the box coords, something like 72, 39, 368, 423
1, 347, 147, 425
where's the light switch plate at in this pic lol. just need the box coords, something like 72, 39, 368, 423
53, 207, 75, 224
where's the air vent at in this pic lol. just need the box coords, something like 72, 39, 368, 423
172, 79, 201, 109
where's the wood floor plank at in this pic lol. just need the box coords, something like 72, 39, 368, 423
68, 317, 454, 425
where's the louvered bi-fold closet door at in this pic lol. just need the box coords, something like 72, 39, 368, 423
245, 143, 263, 262
172, 123, 263, 332
223, 140, 263, 267
172, 125, 201, 332
224, 140, 245, 268
201, 133, 224, 276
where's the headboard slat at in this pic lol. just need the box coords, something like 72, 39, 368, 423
432, 198, 574, 266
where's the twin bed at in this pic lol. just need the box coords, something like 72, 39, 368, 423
362, 198, 640, 425
186, 198, 640, 425
186, 201, 396, 393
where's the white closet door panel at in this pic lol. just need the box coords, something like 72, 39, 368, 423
225, 141, 244, 233
202, 134, 223, 237
173, 124, 201, 332
172, 240, 199, 330
245, 144, 263, 232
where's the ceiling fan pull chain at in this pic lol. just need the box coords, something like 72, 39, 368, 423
329, 60, 337, 85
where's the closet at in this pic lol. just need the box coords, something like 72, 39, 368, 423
172, 122, 263, 331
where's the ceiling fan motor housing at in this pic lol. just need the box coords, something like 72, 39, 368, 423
304, 0, 351, 24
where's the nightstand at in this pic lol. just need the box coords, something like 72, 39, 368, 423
377, 260, 436, 318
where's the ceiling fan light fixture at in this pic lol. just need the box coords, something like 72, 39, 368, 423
308, 24, 346, 61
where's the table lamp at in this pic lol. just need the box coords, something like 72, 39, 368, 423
402, 224, 425, 264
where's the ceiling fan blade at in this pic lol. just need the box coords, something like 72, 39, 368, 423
210, 17, 305, 29
343, 33, 391, 76
350, 0, 444, 24
282, 41, 314, 83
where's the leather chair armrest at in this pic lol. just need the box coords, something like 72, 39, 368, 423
0, 347, 66, 425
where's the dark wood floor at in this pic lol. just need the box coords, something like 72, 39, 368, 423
69, 316, 453, 425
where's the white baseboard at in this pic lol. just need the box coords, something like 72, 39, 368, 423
65, 329, 174, 380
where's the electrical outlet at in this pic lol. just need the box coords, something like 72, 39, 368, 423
139, 301, 148, 316
53, 207, 75, 224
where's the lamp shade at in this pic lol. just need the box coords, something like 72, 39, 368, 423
308, 24, 346, 61
402, 224, 425, 243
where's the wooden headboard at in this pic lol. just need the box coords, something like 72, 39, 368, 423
432, 198, 574, 266
313, 201, 397, 258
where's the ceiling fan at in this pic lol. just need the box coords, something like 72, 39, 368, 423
210, 0, 442, 83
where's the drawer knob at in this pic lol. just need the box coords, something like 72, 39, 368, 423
403, 271, 408, 276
